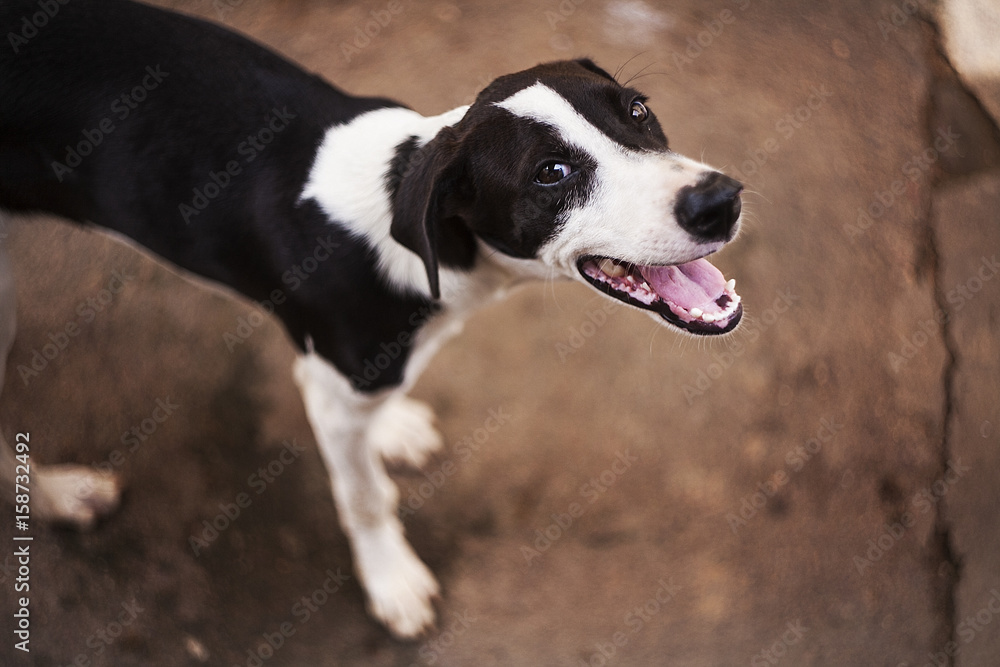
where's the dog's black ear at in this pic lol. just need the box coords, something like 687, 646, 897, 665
390, 128, 468, 299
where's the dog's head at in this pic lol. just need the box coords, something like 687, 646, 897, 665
392, 59, 743, 335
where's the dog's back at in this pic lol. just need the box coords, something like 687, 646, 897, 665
0, 0, 440, 384
1, 0, 392, 289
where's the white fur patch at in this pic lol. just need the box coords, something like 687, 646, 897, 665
368, 394, 443, 467
349, 518, 440, 638
292, 352, 439, 638
496, 83, 732, 275
301, 105, 468, 298
31, 464, 122, 527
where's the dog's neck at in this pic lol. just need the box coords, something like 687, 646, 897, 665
302, 104, 538, 312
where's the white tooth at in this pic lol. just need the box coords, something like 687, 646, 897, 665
704, 312, 717, 323
726, 279, 736, 291
690, 307, 703, 319
599, 259, 627, 278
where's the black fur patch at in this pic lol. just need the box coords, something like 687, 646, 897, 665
386, 135, 421, 207
471, 59, 669, 153
387, 136, 477, 272
1, 0, 669, 391
0, 0, 429, 392
458, 113, 596, 259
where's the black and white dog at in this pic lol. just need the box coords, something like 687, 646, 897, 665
0, 0, 743, 638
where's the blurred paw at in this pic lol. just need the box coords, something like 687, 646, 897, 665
369, 395, 443, 468
353, 521, 439, 639
34, 465, 121, 529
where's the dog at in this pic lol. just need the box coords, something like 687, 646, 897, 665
0, 0, 743, 638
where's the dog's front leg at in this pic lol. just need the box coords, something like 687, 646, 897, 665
293, 352, 438, 639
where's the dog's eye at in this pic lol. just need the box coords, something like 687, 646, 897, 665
535, 162, 573, 185
630, 100, 649, 122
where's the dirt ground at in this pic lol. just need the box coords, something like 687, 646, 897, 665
3, 0, 1000, 665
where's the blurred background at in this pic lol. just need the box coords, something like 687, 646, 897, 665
2, 0, 999, 664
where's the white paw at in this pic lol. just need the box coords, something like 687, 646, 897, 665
352, 521, 439, 639
33, 465, 121, 529
368, 396, 443, 468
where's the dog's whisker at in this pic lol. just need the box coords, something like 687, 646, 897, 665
622, 60, 656, 87
623, 69, 670, 84
741, 188, 772, 206
543, 267, 565, 315
615, 52, 649, 83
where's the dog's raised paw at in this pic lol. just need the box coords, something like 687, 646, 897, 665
33, 465, 122, 529
353, 522, 440, 639
368, 395, 444, 468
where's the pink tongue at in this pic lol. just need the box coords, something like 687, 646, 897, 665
639, 259, 727, 310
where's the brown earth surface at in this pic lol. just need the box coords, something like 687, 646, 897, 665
2, 1, 1000, 665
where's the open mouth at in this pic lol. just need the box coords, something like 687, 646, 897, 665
578, 255, 742, 335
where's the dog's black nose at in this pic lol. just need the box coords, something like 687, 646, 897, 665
674, 172, 743, 242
